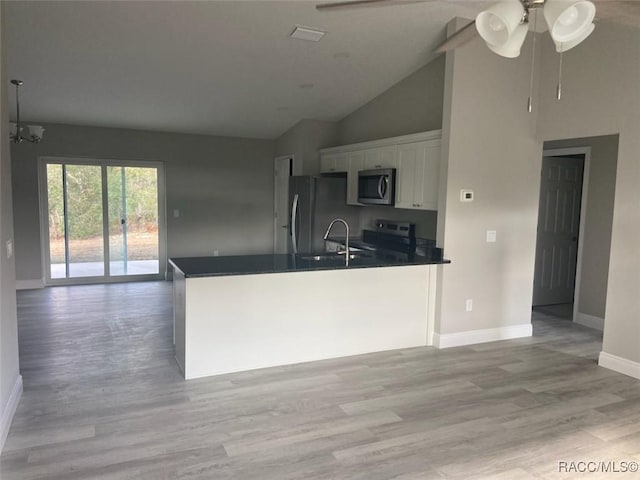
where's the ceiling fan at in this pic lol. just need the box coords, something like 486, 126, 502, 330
316, 0, 640, 58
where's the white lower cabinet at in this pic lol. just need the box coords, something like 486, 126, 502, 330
395, 140, 440, 210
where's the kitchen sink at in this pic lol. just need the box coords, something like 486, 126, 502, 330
297, 253, 369, 262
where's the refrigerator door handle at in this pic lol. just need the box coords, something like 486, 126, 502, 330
291, 193, 299, 254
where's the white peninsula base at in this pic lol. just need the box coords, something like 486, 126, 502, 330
173, 265, 437, 379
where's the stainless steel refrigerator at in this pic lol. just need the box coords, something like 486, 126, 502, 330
288, 176, 360, 254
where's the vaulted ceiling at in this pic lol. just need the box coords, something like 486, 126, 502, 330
5, 1, 490, 139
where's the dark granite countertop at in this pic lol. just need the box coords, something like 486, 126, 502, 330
169, 251, 449, 278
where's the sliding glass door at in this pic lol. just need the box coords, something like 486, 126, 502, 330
42, 158, 165, 285
107, 166, 160, 276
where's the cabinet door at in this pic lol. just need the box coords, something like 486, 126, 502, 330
334, 153, 348, 173
395, 142, 423, 209
363, 145, 397, 170
395, 140, 440, 210
320, 154, 335, 173
346, 151, 364, 205
419, 141, 440, 210
320, 153, 347, 174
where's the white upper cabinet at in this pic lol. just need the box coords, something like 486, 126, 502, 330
346, 151, 364, 205
319, 130, 442, 211
362, 145, 397, 170
395, 139, 440, 210
319, 153, 348, 174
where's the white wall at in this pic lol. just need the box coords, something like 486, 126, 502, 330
536, 24, 640, 366
436, 20, 541, 340
275, 119, 339, 175
0, 3, 22, 452
338, 56, 445, 145
11, 123, 276, 283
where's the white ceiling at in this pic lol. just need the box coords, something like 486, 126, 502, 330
5, 1, 491, 139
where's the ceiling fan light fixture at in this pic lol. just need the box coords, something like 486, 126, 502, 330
476, 0, 525, 47
487, 23, 529, 58
554, 21, 594, 52
544, 0, 595, 43
27, 125, 45, 141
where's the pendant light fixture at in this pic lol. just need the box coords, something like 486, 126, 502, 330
9, 79, 44, 144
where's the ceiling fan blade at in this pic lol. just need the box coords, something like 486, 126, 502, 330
433, 20, 479, 54
317, 0, 393, 9
316, 0, 429, 10
593, 0, 640, 28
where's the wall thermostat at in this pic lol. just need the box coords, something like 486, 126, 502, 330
460, 189, 474, 202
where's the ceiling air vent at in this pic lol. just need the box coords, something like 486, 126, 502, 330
289, 26, 325, 42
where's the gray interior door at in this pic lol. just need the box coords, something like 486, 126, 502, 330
533, 156, 584, 306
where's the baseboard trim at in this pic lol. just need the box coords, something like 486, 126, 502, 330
574, 313, 604, 331
0, 375, 23, 453
16, 279, 44, 290
433, 324, 532, 349
598, 352, 640, 380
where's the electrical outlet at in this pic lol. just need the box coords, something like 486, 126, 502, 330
173, 209, 180, 218
213, 250, 219, 257
465, 299, 473, 312
460, 189, 474, 202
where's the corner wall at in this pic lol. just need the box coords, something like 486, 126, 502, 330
11, 123, 276, 283
436, 19, 541, 343
536, 24, 640, 373
0, 3, 22, 452
274, 119, 339, 175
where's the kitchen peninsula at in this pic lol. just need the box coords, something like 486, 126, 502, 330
170, 252, 448, 380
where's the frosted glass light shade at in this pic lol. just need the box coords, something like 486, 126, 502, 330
554, 22, 594, 52
488, 24, 529, 58
27, 125, 45, 140
544, 0, 596, 43
476, 0, 525, 47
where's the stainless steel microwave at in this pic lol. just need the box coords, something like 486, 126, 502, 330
358, 168, 396, 206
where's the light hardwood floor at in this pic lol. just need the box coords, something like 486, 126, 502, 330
1, 282, 639, 479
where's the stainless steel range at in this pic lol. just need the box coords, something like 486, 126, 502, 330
351, 220, 442, 262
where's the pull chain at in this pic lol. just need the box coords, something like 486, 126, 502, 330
557, 49, 563, 100
527, 10, 538, 113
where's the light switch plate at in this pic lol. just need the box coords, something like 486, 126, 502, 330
6, 240, 12, 259
486, 230, 497, 243
173, 209, 180, 218
460, 189, 474, 202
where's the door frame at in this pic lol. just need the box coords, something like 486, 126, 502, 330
38, 156, 168, 286
538, 146, 591, 323
273, 155, 293, 253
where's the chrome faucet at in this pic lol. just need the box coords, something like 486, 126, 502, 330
323, 218, 350, 266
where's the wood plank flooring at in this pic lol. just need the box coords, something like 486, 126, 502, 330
1, 282, 639, 479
